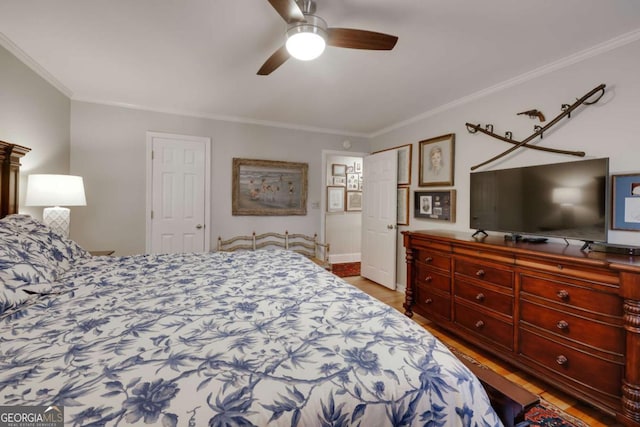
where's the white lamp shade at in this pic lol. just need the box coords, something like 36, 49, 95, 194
25, 174, 87, 207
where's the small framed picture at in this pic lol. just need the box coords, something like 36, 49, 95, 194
612, 173, 640, 230
327, 186, 345, 212
414, 190, 456, 222
332, 164, 347, 177
397, 187, 409, 226
419, 133, 455, 187
346, 173, 359, 190
332, 176, 346, 186
346, 191, 363, 211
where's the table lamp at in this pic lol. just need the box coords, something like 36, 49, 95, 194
25, 174, 86, 237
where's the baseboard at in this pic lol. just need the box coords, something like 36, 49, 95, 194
328, 252, 361, 264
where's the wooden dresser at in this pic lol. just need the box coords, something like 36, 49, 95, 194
403, 230, 640, 426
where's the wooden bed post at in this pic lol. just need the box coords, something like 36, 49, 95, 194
0, 141, 31, 218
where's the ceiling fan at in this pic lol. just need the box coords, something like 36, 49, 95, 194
258, 0, 398, 75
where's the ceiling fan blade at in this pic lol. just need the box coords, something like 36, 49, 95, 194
327, 28, 398, 50
266, 0, 305, 23
257, 45, 290, 75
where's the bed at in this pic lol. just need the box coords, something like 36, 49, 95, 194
0, 216, 504, 426
0, 151, 502, 427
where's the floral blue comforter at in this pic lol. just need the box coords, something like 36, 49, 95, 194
1, 249, 502, 426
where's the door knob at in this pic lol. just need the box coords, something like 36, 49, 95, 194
387, 224, 395, 229
196, 224, 204, 229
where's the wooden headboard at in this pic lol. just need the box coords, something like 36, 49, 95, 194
0, 140, 31, 218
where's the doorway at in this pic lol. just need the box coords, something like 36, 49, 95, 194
145, 132, 211, 253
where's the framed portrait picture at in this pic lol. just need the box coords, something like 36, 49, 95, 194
397, 187, 409, 226
612, 173, 640, 230
332, 164, 347, 177
232, 158, 308, 216
327, 186, 345, 212
346, 191, 363, 211
414, 190, 456, 222
419, 133, 455, 187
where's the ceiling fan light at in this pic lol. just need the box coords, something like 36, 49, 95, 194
285, 15, 327, 61
286, 32, 326, 60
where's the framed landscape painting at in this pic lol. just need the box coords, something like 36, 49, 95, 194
232, 158, 308, 216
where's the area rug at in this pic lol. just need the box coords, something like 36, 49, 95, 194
331, 261, 360, 277
448, 347, 588, 427
526, 399, 588, 427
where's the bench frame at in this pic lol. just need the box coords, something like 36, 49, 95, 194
217, 231, 330, 270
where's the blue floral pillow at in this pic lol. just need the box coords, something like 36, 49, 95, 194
1, 215, 90, 277
0, 221, 54, 315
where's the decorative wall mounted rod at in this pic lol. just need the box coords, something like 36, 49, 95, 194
468, 83, 605, 171
464, 123, 586, 157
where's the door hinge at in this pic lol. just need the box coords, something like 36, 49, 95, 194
151, 210, 154, 219
151, 150, 154, 160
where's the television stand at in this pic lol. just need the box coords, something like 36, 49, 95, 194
472, 229, 488, 238
580, 240, 593, 251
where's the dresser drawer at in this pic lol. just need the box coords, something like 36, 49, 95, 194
520, 274, 622, 317
455, 278, 513, 316
454, 302, 513, 350
416, 263, 451, 293
415, 283, 451, 321
520, 301, 624, 354
454, 258, 513, 289
519, 329, 623, 397
516, 257, 618, 285
415, 248, 450, 272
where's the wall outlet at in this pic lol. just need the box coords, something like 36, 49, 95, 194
311, 201, 320, 209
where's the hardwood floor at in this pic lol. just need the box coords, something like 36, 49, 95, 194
344, 276, 622, 427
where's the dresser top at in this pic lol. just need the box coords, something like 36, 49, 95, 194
403, 229, 640, 272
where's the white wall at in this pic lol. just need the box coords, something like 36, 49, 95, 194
371, 38, 640, 288
0, 45, 70, 218
70, 101, 369, 255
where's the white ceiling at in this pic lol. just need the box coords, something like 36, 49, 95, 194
1, 1, 640, 137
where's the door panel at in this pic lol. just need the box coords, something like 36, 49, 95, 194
147, 133, 210, 254
361, 150, 398, 289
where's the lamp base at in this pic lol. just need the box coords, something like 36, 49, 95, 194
43, 206, 70, 237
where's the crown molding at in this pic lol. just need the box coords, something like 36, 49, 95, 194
0, 32, 73, 98
370, 28, 640, 138
71, 97, 368, 138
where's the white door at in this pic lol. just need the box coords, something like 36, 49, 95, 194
146, 132, 211, 254
361, 150, 398, 289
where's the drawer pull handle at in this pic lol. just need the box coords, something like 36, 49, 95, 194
475, 269, 485, 277
425, 257, 433, 263
557, 290, 569, 301
475, 293, 485, 302
557, 264, 564, 270
556, 355, 568, 366
557, 320, 569, 330
475, 320, 485, 329
425, 298, 433, 304
425, 275, 433, 282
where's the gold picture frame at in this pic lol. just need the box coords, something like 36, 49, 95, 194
232, 158, 308, 216
419, 133, 455, 187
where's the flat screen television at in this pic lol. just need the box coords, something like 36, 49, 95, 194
470, 158, 609, 243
